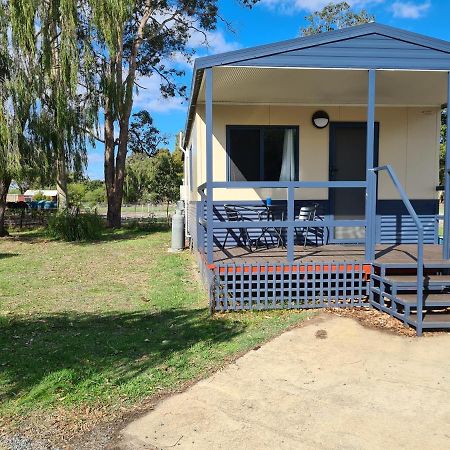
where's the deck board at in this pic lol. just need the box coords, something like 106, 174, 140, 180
212, 244, 448, 265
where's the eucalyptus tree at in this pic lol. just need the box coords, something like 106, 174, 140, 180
300, 1, 374, 36
83, 0, 259, 228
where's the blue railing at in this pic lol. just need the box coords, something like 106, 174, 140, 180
198, 180, 368, 264
372, 165, 424, 335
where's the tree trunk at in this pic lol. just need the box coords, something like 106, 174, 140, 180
56, 151, 68, 209
48, 9, 69, 210
0, 176, 12, 237
104, 96, 123, 228
104, 9, 151, 228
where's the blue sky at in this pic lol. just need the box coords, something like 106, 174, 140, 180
86, 0, 450, 179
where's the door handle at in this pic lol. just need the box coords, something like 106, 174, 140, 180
330, 167, 339, 177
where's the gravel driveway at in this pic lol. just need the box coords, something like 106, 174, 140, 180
118, 314, 450, 450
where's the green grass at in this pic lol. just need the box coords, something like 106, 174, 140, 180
0, 227, 308, 432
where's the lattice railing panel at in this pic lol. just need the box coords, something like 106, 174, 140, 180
212, 262, 370, 312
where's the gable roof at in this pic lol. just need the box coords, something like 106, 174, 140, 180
194, 22, 450, 69
184, 23, 450, 144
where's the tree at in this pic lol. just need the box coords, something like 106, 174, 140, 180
0, 0, 98, 234
300, 1, 374, 36
0, 4, 39, 236
124, 153, 155, 203
149, 149, 183, 222
80, 0, 259, 228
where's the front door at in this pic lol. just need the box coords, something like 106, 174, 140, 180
329, 122, 379, 242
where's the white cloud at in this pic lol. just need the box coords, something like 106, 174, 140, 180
88, 152, 103, 164
169, 29, 242, 69
189, 29, 241, 54
391, 1, 431, 19
133, 74, 185, 114
259, 0, 383, 14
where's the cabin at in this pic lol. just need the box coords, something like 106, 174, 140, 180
182, 23, 450, 335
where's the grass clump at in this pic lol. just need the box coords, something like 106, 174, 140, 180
47, 209, 104, 241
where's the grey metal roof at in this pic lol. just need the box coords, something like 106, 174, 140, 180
184, 23, 450, 144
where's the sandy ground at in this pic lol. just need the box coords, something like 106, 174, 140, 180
118, 315, 450, 450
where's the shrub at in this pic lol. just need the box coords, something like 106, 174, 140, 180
47, 209, 104, 241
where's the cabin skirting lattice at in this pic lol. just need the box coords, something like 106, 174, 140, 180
209, 261, 370, 312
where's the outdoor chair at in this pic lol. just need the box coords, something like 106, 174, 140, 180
295, 203, 328, 249
223, 204, 278, 251
223, 204, 258, 252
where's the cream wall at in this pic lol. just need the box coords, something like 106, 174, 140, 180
188, 104, 440, 202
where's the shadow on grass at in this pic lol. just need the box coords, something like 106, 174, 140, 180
75, 223, 171, 246
5, 223, 170, 246
0, 308, 246, 409
0, 253, 19, 260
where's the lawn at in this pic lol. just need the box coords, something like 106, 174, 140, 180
0, 227, 309, 444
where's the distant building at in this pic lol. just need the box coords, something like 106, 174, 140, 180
23, 190, 58, 203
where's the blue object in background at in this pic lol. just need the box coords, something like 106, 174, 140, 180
266, 197, 272, 206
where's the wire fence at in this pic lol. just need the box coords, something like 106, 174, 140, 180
5, 203, 176, 229
89, 203, 173, 219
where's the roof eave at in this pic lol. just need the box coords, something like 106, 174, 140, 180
183, 22, 450, 145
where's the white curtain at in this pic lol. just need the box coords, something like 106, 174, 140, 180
279, 129, 296, 181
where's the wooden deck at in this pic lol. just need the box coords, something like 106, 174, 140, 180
211, 244, 448, 266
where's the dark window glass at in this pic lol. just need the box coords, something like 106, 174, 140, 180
228, 129, 260, 181
228, 126, 298, 182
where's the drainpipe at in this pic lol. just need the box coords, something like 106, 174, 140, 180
178, 131, 191, 239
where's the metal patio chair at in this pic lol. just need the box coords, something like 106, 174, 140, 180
223, 204, 285, 251
295, 203, 323, 249
223, 204, 260, 252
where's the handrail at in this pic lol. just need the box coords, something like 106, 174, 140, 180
197, 180, 367, 192
372, 165, 424, 336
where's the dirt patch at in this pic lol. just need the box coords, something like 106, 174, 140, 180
325, 307, 450, 337
315, 329, 328, 339
325, 307, 418, 336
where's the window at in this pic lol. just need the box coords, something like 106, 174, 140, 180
227, 126, 299, 182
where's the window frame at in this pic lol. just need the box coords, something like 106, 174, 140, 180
225, 124, 300, 182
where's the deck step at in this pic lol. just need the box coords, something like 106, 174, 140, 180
395, 293, 450, 307
409, 313, 450, 329
375, 261, 450, 269
382, 274, 450, 287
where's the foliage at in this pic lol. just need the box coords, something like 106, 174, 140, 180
67, 180, 106, 205
47, 210, 104, 241
148, 149, 183, 220
33, 191, 52, 202
83, 186, 106, 204
128, 111, 168, 156
300, 1, 374, 36
0, 0, 98, 234
67, 183, 87, 205
0, 228, 308, 441
124, 147, 184, 205
124, 153, 155, 203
